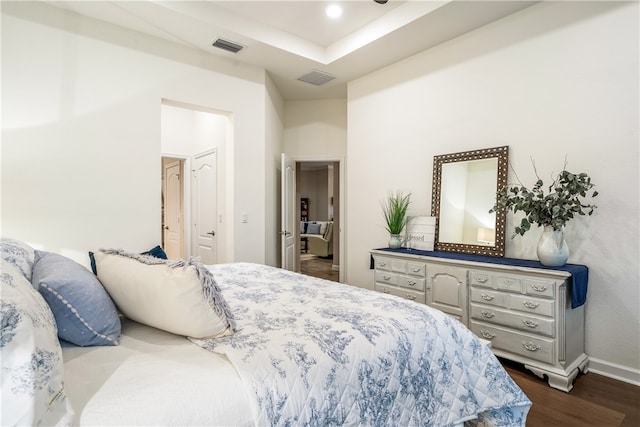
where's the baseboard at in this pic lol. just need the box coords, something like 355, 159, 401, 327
332, 264, 340, 272
587, 357, 640, 386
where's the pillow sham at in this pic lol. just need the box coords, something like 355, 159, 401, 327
1, 260, 74, 426
92, 249, 234, 339
32, 250, 121, 347
1, 237, 35, 282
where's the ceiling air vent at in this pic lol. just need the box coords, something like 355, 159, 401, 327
297, 70, 336, 86
212, 38, 244, 54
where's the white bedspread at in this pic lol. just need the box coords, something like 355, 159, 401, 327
193, 263, 531, 427
62, 319, 253, 426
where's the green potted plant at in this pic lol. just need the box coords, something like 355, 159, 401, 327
491, 162, 598, 266
382, 191, 411, 249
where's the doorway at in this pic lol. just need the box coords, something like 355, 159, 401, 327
160, 100, 230, 262
297, 160, 341, 282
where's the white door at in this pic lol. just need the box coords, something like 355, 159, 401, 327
162, 160, 183, 259
163, 159, 182, 259
193, 150, 217, 264
281, 153, 296, 271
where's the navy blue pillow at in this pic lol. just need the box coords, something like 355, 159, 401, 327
89, 245, 167, 275
141, 245, 168, 260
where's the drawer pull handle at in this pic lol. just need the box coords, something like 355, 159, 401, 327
523, 320, 539, 328
504, 280, 514, 287
383, 275, 391, 280
523, 301, 539, 309
382, 289, 390, 294
531, 284, 547, 292
407, 280, 416, 286
523, 341, 541, 352
480, 330, 496, 339
477, 276, 489, 283
405, 294, 416, 301
481, 293, 494, 301
411, 267, 421, 272
481, 310, 495, 319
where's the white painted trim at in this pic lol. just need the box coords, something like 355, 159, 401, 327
293, 156, 346, 283
587, 357, 640, 386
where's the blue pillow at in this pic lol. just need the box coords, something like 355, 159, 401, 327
141, 245, 168, 260
306, 223, 321, 234
32, 250, 121, 347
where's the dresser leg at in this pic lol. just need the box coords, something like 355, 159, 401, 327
524, 363, 585, 393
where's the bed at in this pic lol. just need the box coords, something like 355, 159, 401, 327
1, 238, 531, 426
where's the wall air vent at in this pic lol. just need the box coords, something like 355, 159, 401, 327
297, 70, 336, 86
212, 38, 244, 54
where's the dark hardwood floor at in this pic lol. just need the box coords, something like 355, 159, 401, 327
299, 254, 339, 282
504, 359, 639, 426
299, 256, 640, 426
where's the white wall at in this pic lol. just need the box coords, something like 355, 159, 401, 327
347, 2, 639, 379
265, 75, 285, 267
284, 99, 347, 158
1, 2, 272, 266
300, 168, 330, 221
161, 104, 226, 156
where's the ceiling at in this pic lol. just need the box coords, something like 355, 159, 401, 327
47, 1, 539, 100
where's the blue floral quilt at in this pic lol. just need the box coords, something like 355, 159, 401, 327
192, 263, 530, 427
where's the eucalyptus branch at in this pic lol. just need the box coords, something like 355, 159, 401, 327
491, 163, 598, 238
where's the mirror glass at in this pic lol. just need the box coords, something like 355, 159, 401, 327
431, 146, 508, 257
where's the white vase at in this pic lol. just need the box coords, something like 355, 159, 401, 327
388, 234, 402, 249
536, 225, 569, 266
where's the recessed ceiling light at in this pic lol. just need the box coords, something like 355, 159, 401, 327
326, 4, 343, 19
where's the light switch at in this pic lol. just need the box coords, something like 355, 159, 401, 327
241, 212, 248, 223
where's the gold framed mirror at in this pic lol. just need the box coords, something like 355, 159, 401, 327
431, 146, 508, 257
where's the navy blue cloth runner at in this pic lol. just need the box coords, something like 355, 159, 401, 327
371, 248, 588, 309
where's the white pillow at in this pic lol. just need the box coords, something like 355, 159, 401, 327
318, 222, 328, 236
92, 249, 234, 339
1, 259, 74, 426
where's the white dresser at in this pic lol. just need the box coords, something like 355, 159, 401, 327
371, 249, 589, 392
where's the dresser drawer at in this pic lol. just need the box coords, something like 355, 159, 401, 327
509, 294, 554, 317
397, 276, 426, 291
470, 322, 555, 364
524, 279, 556, 298
406, 261, 426, 277
374, 257, 394, 271
375, 270, 398, 286
470, 304, 555, 337
375, 283, 425, 304
470, 287, 506, 308
470, 270, 492, 288
495, 275, 523, 293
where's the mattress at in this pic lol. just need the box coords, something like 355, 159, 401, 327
61, 318, 253, 426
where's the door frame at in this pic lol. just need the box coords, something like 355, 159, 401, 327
292, 156, 345, 283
